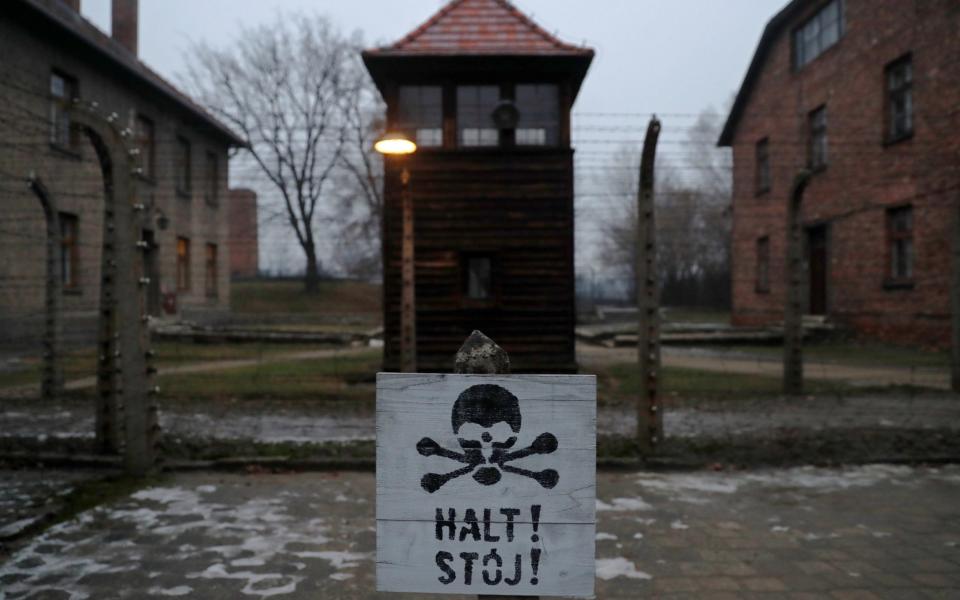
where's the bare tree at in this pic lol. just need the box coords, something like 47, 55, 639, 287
184, 13, 361, 292
593, 107, 733, 307
330, 69, 385, 280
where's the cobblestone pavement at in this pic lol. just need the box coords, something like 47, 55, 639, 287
1, 464, 958, 599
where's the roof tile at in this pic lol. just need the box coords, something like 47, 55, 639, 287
369, 0, 592, 56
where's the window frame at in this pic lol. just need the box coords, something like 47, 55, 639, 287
175, 135, 192, 197
755, 236, 771, 294
792, 0, 845, 70
49, 70, 79, 153
885, 205, 914, 289
59, 212, 80, 291
176, 237, 191, 292
460, 252, 499, 308
204, 243, 218, 298
457, 85, 502, 148
134, 114, 155, 181
514, 84, 560, 147
204, 150, 219, 207
755, 137, 771, 195
397, 85, 444, 149
808, 105, 828, 171
884, 54, 913, 144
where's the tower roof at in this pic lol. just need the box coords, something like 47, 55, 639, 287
366, 0, 593, 57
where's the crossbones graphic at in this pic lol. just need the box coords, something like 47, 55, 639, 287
416, 384, 559, 493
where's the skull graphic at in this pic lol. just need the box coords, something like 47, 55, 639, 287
417, 384, 559, 493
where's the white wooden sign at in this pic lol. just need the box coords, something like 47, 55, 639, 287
376, 373, 596, 597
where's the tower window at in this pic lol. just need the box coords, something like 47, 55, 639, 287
457, 86, 500, 147
397, 86, 443, 147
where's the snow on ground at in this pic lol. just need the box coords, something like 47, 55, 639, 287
633, 463, 919, 505
596, 497, 653, 512
595, 557, 652, 580
0, 481, 370, 599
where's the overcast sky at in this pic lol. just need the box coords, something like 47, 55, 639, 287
80, 0, 785, 276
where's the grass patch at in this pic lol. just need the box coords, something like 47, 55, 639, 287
0, 342, 328, 390
662, 307, 731, 324
156, 349, 381, 400
589, 361, 851, 405
231, 279, 381, 317
716, 342, 949, 370
0, 351, 97, 389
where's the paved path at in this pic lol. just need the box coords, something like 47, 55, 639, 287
578, 344, 952, 390
1, 465, 958, 598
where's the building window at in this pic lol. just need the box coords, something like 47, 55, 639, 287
887, 206, 913, 284
59, 212, 79, 289
135, 115, 155, 179
755, 236, 770, 293
205, 243, 218, 298
515, 84, 559, 146
463, 255, 494, 301
755, 138, 771, 194
175, 136, 191, 196
793, 0, 844, 69
457, 86, 500, 147
50, 71, 78, 150
808, 106, 828, 170
886, 55, 913, 142
205, 151, 219, 206
397, 86, 443, 148
176, 237, 190, 291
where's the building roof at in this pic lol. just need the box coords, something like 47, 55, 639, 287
718, 0, 807, 147
11, 0, 244, 146
366, 0, 593, 57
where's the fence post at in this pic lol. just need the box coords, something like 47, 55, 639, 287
952, 197, 960, 392
74, 105, 159, 475
783, 170, 812, 396
454, 330, 536, 600
636, 116, 662, 454
28, 176, 64, 400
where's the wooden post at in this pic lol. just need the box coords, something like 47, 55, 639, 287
784, 171, 812, 396
952, 197, 960, 392
400, 165, 417, 373
27, 176, 64, 400
455, 331, 535, 600
636, 116, 661, 454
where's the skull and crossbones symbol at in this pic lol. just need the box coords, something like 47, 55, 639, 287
416, 384, 559, 494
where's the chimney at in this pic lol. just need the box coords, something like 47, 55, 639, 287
61, 0, 80, 10
111, 0, 138, 56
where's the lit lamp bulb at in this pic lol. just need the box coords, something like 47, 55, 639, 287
374, 133, 417, 155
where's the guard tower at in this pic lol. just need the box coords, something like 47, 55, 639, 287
363, 0, 593, 373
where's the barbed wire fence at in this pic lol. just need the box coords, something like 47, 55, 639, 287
0, 49, 956, 468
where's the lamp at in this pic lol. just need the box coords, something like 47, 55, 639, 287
374, 132, 417, 155
375, 132, 418, 372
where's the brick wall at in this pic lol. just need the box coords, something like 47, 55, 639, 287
728, 0, 959, 349
0, 8, 234, 352
228, 188, 259, 279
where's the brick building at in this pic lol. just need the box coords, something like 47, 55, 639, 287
228, 188, 259, 279
0, 0, 242, 353
719, 0, 959, 348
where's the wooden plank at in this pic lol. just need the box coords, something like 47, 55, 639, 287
376, 373, 595, 597
377, 521, 594, 597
